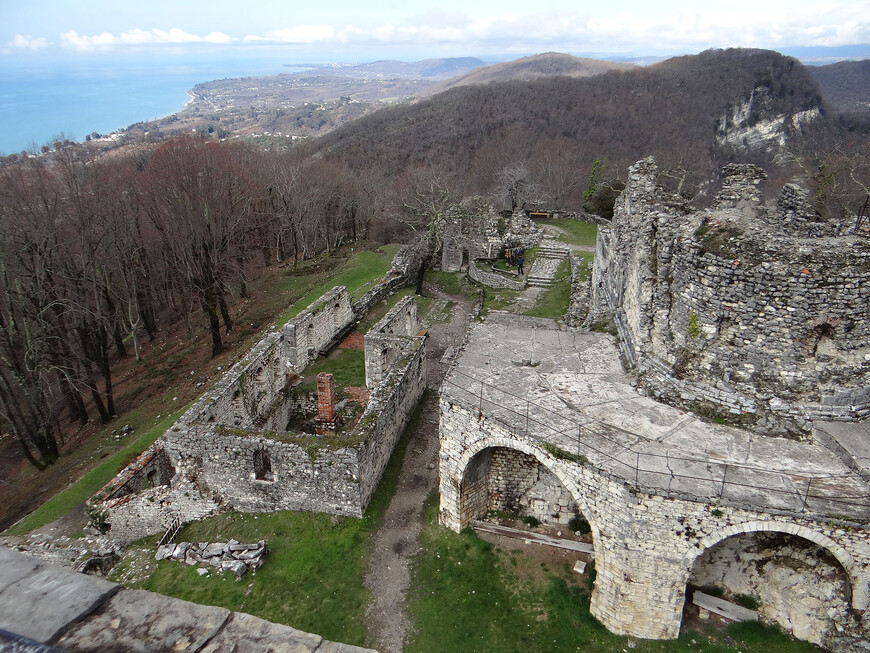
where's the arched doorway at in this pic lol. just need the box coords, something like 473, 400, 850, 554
684, 530, 855, 647
459, 446, 591, 534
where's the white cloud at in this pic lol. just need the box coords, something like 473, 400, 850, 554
9, 34, 49, 50
59, 28, 235, 51
257, 25, 335, 43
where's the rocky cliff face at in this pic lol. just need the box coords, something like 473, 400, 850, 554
715, 86, 821, 157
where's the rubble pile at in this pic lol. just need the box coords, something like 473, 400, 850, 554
155, 539, 267, 579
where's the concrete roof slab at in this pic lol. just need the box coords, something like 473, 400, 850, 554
444, 318, 870, 520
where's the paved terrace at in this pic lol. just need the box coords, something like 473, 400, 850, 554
442, 312, 870, 523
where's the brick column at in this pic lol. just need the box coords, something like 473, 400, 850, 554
316, 372, 336, 434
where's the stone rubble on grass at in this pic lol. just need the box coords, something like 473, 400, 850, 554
155, 539, 267, 579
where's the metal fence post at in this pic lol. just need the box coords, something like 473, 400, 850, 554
719, 464, 729, 499
801, 477, 813, 512
635, 451, 640, 489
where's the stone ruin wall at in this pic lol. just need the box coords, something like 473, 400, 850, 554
356, 327, 427, 509
162, 426, 365, 517
438, 399, 870, 646
90, 255, 427, 543
689, 531, 852, 646
591, 157, 870, 426
460, 447, 580, 526
363, 295, 419, 389
282, 286, 353, 373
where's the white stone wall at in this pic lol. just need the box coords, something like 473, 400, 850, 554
364, 296, 419, 390
690, 532, 851, 646
283, 286, 353, 373
438, 397, 870, 642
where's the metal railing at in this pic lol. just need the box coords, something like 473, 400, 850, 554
443, 368, 870, 521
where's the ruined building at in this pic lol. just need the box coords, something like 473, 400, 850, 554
89, 279, 426, 545
439, 159, 869, 650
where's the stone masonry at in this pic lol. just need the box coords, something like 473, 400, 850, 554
590, 157, 870, 428
438, 314, 870, 648
90, 279, 427, 544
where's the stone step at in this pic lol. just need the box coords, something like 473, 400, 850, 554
526, 278, 554, 288
537, 246, 570, 259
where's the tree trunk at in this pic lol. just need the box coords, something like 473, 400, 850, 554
201, 292, 223, 357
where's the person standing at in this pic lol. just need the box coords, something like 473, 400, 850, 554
517, 247, 525, 276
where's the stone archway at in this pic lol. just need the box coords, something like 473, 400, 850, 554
459, 446, 587, 528
684, 524, 862, 647
449, 437, 604, 546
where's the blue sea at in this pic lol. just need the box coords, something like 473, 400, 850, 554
0, 57, 300, 155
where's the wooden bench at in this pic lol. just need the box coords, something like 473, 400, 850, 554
693, 591, 759, 622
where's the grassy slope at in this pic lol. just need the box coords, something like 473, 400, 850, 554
538, 219, 598, 247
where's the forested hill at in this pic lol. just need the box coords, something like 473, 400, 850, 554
431, 52, 635, 91
809, 59, 870, 113
311, 48, 826, 194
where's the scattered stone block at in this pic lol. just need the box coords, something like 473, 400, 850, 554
573, 560, 587, 574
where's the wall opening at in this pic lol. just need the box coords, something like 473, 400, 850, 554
683, 531, 853, 647
460, 446, 590, 534
253, 448, 273, 481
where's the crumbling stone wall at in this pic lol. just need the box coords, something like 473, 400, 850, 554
462, 447, 580, 525
356, 333, 427, 508
364, 295, 419, 389
282, 287, 353, 373
591, 157, 870, 425
466, 260, 526, 290
163, 426, 364, 516
690, 532, 852, 646
91, 283, 426, 541
438, 398, 870, 645
180, 332, 286, 431
91, 445, 176, 503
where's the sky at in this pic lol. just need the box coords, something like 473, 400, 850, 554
3, 0, 870, 65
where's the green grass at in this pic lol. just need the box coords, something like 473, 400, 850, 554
423, 269, 479, 301
275, 245, 400, 326
406, 495, 820, 653
296, 348, 367, 390
482, 287, 521, 314
524, 260, 572, 319
111, 389, 430, 646
4, 409, 184, 535
539, 219, 598, 247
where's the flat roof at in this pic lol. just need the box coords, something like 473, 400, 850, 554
442, 312, 870, 522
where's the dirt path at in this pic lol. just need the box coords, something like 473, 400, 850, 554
362, 284, 474, 653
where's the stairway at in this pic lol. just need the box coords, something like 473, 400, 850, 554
526, 240, 570, 288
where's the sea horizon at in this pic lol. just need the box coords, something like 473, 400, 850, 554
0, 57, 302, 155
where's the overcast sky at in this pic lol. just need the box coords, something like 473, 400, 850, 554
3, 0, 870, 63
